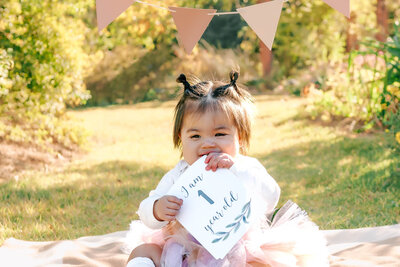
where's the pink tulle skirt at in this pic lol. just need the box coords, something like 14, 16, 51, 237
124, 201, 329, 267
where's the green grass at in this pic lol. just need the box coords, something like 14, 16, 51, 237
1, 94, 399, 245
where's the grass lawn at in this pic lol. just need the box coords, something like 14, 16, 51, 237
0, 94, 399, 245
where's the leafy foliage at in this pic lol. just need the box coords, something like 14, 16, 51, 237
306, 21, 400, 150
85, 45, 175, 106
306, 52, 386, 127
274, 1, 347, 75
0, 0, 93, 149
240, 0, 348, 78
380, 22, 400, 150
199, 0, 249, 49
0, 0, 177, 148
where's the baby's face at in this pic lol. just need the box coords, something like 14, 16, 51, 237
180, 110, 240, 165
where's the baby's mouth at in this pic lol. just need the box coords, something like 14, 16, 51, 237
199, 151, 220, 157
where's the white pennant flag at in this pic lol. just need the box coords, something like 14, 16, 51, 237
237, 0, 284, 51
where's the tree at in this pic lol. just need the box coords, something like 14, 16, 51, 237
0, 0, 93, 148
258, 0, 273, 76
376, 0, 389, 42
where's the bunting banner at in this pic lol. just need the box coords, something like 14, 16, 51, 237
169, 7, 217, 54
323, 0, 350, 18
96, 0, 135, 32
96, 0, 351, 53
237, 0, 284, 51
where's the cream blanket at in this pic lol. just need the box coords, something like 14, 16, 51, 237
1, 224, 399, 266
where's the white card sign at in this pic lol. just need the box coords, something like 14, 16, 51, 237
167, 156, 252, 259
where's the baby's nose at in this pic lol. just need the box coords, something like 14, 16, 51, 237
202, 137, 216, 147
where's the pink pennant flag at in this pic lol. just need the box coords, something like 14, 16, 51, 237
237, 0, 284, 51
323, 0, 350, 18
169, 7, 216, 54
96, 0, 136, 32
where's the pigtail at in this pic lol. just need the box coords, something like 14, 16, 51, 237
229, 71, 239, 86
176, 74, 191, 93
176, 74, 203, 97
211, 71, 241, 98
229, 71, 243, 97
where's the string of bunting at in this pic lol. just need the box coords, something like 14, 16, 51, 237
96, 0, 350, 54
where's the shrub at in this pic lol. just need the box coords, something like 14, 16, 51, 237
306, 53, 386, 128
0, 1, 93, 150
380, 22, 400, 150
306, 21, 400, 149
85, 45, 174, 106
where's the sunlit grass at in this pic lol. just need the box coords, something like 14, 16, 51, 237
1, 94, 399, 245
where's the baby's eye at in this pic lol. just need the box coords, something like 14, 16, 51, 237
215, 133, 227, 137
190, 134, 200, 139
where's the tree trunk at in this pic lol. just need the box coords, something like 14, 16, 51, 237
258, 0, 273, 76
376, 0, 389, 42
259, 41, 273, 76
346, 11, 358, 52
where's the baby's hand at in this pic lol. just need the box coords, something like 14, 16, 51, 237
204, 152, 234, 171
153, 195, 183, 222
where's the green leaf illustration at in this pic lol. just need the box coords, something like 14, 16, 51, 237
234, 222, 241, 233
246, 205, 251, 218
211, 199, 252, 243
226, 223, 236, 228
212, 237, 222, 243
234, 214, 242, 220
215, 231, 228, 236
241, 202, 250, 213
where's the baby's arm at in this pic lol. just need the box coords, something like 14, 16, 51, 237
137, 163, 183, 229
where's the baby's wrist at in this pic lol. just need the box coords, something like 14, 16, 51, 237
153, 200, 163, 221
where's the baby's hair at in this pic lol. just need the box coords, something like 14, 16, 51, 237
173, 71, 254, 155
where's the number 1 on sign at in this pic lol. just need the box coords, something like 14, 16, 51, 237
198, 190, 214, 205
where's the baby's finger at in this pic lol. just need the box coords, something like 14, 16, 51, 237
205, 153, 216, 163
204, 154, 210, 163
218, 158, 231, 168
166, 208, 179, 216
166, 202, 182, 211
166, 195, 183, 205
216, 159, 227, 168
207, 156, 219, 172
205, 156, 214, 170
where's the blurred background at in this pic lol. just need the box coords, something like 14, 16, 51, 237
1, 0, 399, 152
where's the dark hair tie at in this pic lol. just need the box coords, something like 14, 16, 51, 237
176, 74, 191, 91
176, 74, 202, 97
229, 71, 239, 86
